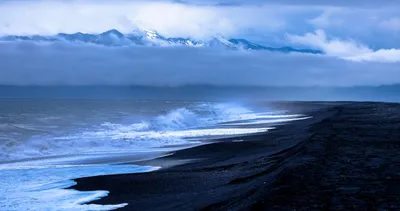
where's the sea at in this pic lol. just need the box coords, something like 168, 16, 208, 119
0, 98, 308, 210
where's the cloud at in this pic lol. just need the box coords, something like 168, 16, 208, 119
3, 0, 398, 7
1, 0, 400, 50
286, 29, 372, 57
287, 29, 400, 62
345, 49, 400, 63
305, 7, 400, 49
380, 17, 400, 31
0, 1, 286, 39
176, 0, 400, 7
308, 8, 345, 28
1, 41, 400, 87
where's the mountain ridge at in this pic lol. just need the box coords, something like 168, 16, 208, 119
0, 28, 322, 54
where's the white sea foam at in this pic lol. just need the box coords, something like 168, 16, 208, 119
86, 127, 273, 140
0, 103, 305, 161
0, 164, 159, 211
220, 116, 312, 126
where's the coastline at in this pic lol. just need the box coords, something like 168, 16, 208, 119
72, 102, 400, 210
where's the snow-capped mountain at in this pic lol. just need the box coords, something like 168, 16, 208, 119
0, 29, 322, 54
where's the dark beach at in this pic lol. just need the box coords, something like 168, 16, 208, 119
72, 102, 400, 210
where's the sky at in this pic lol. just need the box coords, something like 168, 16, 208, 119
0, 0, 399, 87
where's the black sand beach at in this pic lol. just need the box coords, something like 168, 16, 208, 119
73, 102, 400, 210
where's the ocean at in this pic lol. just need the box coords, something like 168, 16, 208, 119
0, 99, 307, 210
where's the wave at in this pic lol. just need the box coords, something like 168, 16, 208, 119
100, 103, 259, 132
0, 103, 305, 162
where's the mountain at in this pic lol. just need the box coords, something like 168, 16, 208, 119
228, 39, 322, 54
0, 29, 322, 54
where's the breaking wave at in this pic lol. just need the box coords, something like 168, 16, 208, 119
100, 103, 264, 132
0, 103, 304, 161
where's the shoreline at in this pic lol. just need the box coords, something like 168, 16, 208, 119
72, 102, 400, 210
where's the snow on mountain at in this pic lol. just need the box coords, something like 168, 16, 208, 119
134, 28, 164, 40
0, 29, 322, 54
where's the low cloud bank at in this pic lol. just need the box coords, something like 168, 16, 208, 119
0, 41, 400, 87
287, 30, 400, 62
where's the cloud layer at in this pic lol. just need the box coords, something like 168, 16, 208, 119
0, 1, 286, 39
1, 41, 400, 87
1, 0, 399, 48
286, 29, 400, 62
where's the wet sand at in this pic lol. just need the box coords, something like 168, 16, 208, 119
72, 102, 400, 210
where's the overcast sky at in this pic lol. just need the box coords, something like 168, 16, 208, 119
0, 0, 399, 86
1, 0, 400, 46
